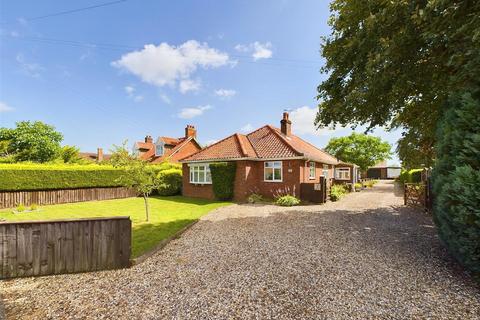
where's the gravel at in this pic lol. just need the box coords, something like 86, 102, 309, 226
1, 181, 479, 319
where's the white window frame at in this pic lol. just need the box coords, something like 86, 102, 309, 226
189, 164, 212, 184
309, 161, 316, 179
322, 164, 329, 179
264, 161, 282, 182
335, 167, 351, 180
155, 141, 164, 157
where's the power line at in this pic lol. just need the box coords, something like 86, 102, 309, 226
5, 35, 322, 68
26, 0, 128, 22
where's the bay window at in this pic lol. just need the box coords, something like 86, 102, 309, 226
335, 168, 351, 180
264, 161, 282, 182
189, 164, 212, 184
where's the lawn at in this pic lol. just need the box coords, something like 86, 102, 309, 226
0, 196, 231, 258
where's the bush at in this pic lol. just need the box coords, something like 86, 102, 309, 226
247, 193, 264, 204
16, 204, 25, 212
354, 182, 362, 190
156, 168, 182, 196
432, 90, 480, 277
275, 195, 300, 206
399, 169, 423, 183
330, 184, 347, 201
0, 163, 127, 191
30, 203, 38, 211
209, 162, 236, 200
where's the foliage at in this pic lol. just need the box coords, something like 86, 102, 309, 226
30, 204, 38, 211
330, 184, 348, 201
156, 168, 182, 196
399, 169, 423, 183
0, 163, 126, 191
0, 196, 231, 258
247, 193, 265, 204
432, 90, 480, 276
316, 0, 480, 168
354, 182, 362, 191
209, 162, 237, 201
275, 195, 300, 207
16, 204, 25, 212
61, 145, 84, 164
0, 121, 63, 163
108, 141, 137, 167
325, 133, 391, 171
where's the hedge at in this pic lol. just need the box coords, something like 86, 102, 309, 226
399, 168, 423, 183
209, 162, 236, 200
156, 168, 182, 196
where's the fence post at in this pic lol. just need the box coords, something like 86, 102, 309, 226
404, 183, 407, 205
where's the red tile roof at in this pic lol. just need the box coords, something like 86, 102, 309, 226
183, 125, 339, 164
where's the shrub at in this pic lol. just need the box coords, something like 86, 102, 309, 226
30, 203, 38, 211
275, 195, 300, 206
209, 162, 236, 200
354, 182, 362, 191
247, 193, 264, 204
156, 168, 182, 196
432, 90, 480, 277
330, 184, 347, 201
399, 169, 423, 183
0, 163, 127, 191
16, 204, 25, 212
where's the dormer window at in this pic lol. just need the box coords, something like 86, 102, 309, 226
155, 141, 164, 156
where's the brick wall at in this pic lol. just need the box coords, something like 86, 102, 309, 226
182, 163, 215, 200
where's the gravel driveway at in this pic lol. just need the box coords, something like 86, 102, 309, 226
1, 181, 479, 319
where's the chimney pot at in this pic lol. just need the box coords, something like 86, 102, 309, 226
145, 135, 153, 143
280, 112, 292, 136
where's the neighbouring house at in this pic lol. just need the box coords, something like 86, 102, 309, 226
334, 161, 360, 185
79, 148, 111, 162
180, 112, 341, 202
366, 160, 401, 179
133, 125, 202, 163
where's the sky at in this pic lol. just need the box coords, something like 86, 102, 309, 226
0, 0, 401, 165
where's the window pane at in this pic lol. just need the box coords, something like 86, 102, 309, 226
206, 171, 211, 183
199, 170, 205, 183
274, 161, 282, 168
265, 162, 272, 168
194, 170, 199, 182
265, 168, 273, 180
274, 168, 282, 180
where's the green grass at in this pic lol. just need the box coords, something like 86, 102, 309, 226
0, 196, 231, 258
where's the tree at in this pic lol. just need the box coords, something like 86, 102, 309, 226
432, 90, 480, 276
316, 0, 480, 167
61, 145, 83, 164
0, 121, 63, 162
110, 142, 157, 221
324, 133, 391, 171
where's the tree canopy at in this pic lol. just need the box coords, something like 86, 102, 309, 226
0, 121, 63, 163
316, 0, 480, 168
324, 133, 391, 171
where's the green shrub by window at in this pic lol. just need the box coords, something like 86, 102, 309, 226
209, 162, 236, 200
432, 90, 480, 277
330, 184, 347, 201
275, 195, 300, 207
156, 168, 182, 196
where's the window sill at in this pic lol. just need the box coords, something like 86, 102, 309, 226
263, 180, 283, 183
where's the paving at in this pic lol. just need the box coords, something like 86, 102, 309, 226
1, 181, 479, 319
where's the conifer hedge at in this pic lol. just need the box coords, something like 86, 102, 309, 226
209, 162, 236, 200
432, 90, 480, 276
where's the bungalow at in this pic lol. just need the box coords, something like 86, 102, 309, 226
133, 125, 202, 163
180, 112, 341, 202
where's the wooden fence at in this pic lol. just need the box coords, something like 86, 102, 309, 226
0, 217, 131, 279
0, 187, 138, 209
300, 177, 327, 203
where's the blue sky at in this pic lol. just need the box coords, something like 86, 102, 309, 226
0, 0, 401, 164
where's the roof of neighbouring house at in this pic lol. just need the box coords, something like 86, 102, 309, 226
78, 152, 111, 162
181, 125, 339, 164
134, 136, 200, 163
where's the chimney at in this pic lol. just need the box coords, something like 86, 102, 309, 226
145, 135, 153, 143
97, 148, 104, 162
280, 112, 292, 136
185, 125, 197, 139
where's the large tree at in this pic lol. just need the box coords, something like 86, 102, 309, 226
0, 121, 63, 163
325, 133, 391, 171
316, 0, 480, 168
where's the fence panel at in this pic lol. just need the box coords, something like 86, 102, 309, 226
0, 217, 131, 279
0, 187, 137, 209
300, 177, 327, 203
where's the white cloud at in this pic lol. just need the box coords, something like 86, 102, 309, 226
235, 41, 273, 61
0, 102, 14, 113
124, 85, 143, 102
124, 85, 135, 96
16, 53, 44, 78
160, 93, 171, 104
178, 105, 212, 119
289, 106, 335, 136
240, 123, 254, 133
214, 89, 236, 99
112, 40, 231, 93
179, 79, 201, 93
